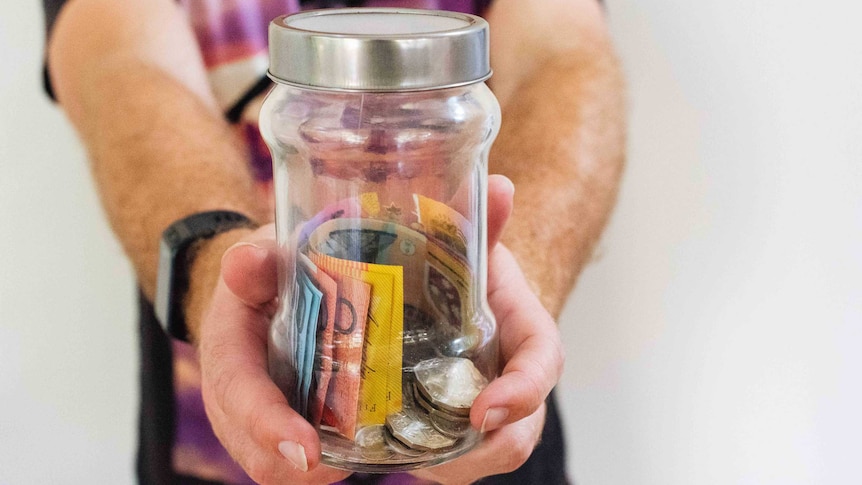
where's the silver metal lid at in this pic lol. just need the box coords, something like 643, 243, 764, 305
268, 8, 490, 92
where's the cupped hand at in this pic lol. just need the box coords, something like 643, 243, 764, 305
411, 175, 565, 484
198, 223, 351, 485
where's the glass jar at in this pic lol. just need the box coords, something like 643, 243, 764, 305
260, 8, 501, 472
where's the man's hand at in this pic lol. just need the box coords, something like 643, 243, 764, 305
198, 225, 350, 485
198, 175, 563, 484
409, 176, 564, 484
410, 242, 564, 485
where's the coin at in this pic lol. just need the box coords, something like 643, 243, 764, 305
414, 357, 488, 416
430, 412, 473, 439
385, 410, 457, 451
411, 381, 438, 415
412, 381, 469, 420
382, 427, 427, 457
355, 425, 395, 461
413, 378, 469, 418
412, 383, 472, 435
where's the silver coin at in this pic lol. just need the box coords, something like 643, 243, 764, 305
386, 410, 457, 451
414, 358, 488, 416
382, 427, 427, 457
411, 382, 438, 414
413, 384, 472, 438
430, 412, 473, 439
412, 381, 472, 422
355, 425, 395, 461
413, 379, 470, 418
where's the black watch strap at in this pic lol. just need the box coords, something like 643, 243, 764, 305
154, 211, 257, 341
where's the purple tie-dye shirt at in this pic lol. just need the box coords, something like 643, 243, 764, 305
172, 2, 489, 483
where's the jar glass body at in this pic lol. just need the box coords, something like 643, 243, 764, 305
260, 81, 500, 472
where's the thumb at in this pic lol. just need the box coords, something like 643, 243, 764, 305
487, 174, 515, 250
220, 223, 279, 309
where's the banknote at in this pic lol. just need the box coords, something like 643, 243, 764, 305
310, 251, 404, 430
309, 216, 477, 364
298, 192, 382, 245
308, 217, 423, 269
359, 192, 381, 217
414, 194, 472, 257
311, 217, 473, 336
318, 270, 371, 440
289, 280, 306, 411
303, 294, 320, 418
298, 197, 363, 245
311, 222, 399, 264
295, 269, 322, 418
298, 254, 337, 426
424, 239, 474, 340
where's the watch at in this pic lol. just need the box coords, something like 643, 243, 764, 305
154, 210, 257, 341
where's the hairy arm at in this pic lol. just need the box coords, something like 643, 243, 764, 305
48, 0, 624, 334
47, 0, 267, 339
486, 0, 626, 318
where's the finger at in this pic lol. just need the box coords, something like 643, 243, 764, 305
487, 174, 515, 250
221, 224, 279, 308
207, 398, 350, 485
444, 173, 513, 250
199, 278, 321, 474
472, 245, 565, 432
412, 403, 547, 485
240, 449, 352, 485
204, 368, 351, 485
200, 225, 352, 483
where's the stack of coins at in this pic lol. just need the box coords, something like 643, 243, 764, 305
411, 357, 488, 439
385, 409, 456, 455
354, 357, 489, 459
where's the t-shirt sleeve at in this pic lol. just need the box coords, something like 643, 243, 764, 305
41, 0, 69, 100
43, 0, 67, 35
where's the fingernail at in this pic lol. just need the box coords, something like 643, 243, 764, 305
502, 176, 515, 195
481, 407, 510, 433
278, 441, 308, 472
222, 241, 266, 265
228, 241, 265, 252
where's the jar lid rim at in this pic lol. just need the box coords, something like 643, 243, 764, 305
268, 8, 492, 91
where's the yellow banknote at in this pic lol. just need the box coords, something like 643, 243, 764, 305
310, 252, 404, 428
414, 194, 472, 257
425, 240, 476, 346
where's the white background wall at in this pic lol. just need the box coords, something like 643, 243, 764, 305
1, 1, 860, 483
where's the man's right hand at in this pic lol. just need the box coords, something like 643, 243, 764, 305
198, 224, 351, 485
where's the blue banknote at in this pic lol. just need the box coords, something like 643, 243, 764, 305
295, 268, 322, 418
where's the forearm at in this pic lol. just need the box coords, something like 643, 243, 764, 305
48, 0, 267, 337
488, 6, 626, 317
83, 64, 264, 336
